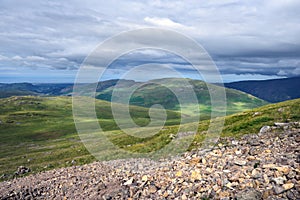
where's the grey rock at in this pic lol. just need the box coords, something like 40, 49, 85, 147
248, 139, 260, 146
249, 147, 261, 156
274, 122, 290, 127
1, 122, 300, 200
234, 160, 247, 166
15, 166, 31, 175
296, 154, 300, 163
271, 177, 286, 185
259, 126, 271, 134
253, 112, 261, 117
236, 188, 262, 200
274, 186, 285, 194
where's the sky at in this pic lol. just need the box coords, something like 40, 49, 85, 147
0, 0, 300, 83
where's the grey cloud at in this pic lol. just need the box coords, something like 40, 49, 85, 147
0, 0, 300, 81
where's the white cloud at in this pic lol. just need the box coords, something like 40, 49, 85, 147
144, 17, 185, 29
0, 0, 300, 82
12, 56, 22, 61
26, 56, 46, 61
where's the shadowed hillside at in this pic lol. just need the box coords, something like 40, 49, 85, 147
225, 76, 300, 103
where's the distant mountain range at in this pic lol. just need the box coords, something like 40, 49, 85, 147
0, 78, 267, 119
224, 76, 300, 103
0, 83, 73, 98
1, 76, 299, 105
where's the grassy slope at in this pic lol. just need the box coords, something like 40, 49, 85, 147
96, 78, 267, 118
108, 98, 300, 152
0, 96, 180, 179
0, 96, 299, 181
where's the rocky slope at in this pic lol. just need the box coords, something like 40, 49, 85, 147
0, 122, 299, 200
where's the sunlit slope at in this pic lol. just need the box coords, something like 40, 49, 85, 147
0, 96, 298, 181
96, 78, 268, 117
106, 98, 300, 153
0, 96, 180, 179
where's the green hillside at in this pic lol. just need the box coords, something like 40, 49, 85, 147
0, 96, 180, 180
106, 98, 300, 154
96, 78, 268, 118
0, 96, 299, 181
0, 83, 74, 98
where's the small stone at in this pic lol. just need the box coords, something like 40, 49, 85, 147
262, 164, 277, 169
262, 190, 272, 199
238, 178, 245, 184
141, 175, 148, 182
259, 126, 271, 134
219, 191, 230, 198
149, 185, 157, 193
294, 135, 300, 142
287, 170, 296, 179
190, 170, 202, 181
225, 182, 234, 190
263, 174, 270, 184
276, 166, 290, 175
253, 112, 261, 117
169, 134, 175, 139
274, 122, 290, 127
274, 183, 294, 194
212, 184, 219, 191
235, 150, 242, 155
175, 171, 183, 177
271, 177, 286, 185
124, 177, 134, 186
248, 139, 260, 146
286, 190, 297, 199
236, 188, 262, 200
229, 171, 241, 182
264, 149, 272, 153
234, 160, 247, 166
282, 183, 294, 191
15, 166, 30, 175
247, 156, 256, 161
181, 194, 188, 200
274, 186, 285, 194
163, 191, 169, 198
244, 181, 253, 188
251, 169, 261, 179
190, 157, 200, 164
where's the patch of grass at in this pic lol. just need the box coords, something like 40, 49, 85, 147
102, 99, 300, 155
0, 96, 299, 182
96, 78, 268, 118
0, 96, 179, 180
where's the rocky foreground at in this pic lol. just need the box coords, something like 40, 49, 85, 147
0, 122, 300, 200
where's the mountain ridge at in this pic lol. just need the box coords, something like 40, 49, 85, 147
225, 76, 300, 103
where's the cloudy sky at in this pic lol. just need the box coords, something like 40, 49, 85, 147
0, 0, 300, 83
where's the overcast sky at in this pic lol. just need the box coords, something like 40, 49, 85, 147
0, 0, 300, 83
